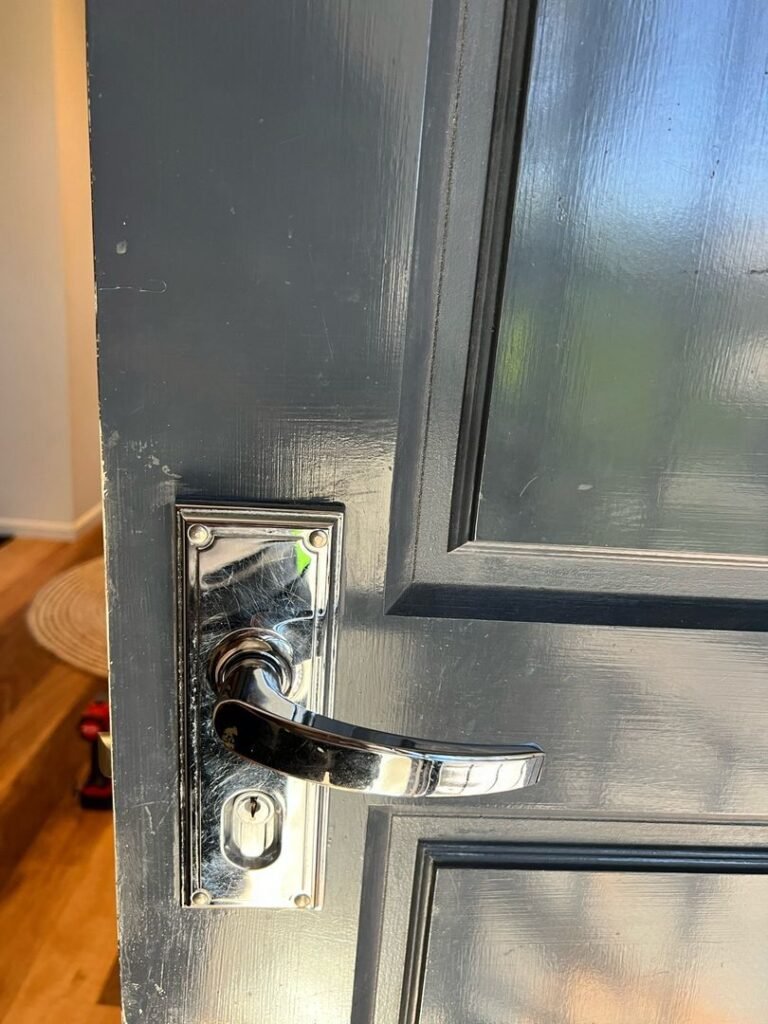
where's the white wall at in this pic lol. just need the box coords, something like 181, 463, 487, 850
0, 0, 100, 539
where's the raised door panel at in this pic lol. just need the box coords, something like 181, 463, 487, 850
477, 0, 768, 558
387, 0, 768, 626
359, 815, 768, 1024
420, 865, 768, 1023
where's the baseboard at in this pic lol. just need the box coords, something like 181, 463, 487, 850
0, 502, 102, 541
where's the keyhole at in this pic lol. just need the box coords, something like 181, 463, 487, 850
222, 791, 281, 870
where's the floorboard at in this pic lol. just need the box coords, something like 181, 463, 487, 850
0, 528, 120, 1022
0, 795, 119, 1023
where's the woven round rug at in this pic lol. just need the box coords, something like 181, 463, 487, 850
26, 556, 108, 678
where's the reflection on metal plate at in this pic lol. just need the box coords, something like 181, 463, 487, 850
176, 504, 343, 909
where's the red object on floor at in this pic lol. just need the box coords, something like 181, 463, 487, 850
78, 696, 112, 809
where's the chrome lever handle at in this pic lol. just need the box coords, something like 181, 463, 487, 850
209, 629, 544, 798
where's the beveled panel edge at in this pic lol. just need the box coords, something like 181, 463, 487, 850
385, 0, 505, 604
447, 0, 539, 552
388, 540, 768, 629
384, 0, 768, 629
354, 812, 768, 1024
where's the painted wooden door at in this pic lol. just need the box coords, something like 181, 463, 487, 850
89, 2, 768, 1021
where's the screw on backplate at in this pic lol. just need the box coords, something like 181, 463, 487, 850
307, 530, 327, 550
190, 888, 212, 907
187, 523, 213, 548
293, 893, 312, 909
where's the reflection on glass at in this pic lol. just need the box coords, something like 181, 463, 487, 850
476, 0, 768, 554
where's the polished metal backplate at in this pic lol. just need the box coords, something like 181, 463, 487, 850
177, 504, 343, 909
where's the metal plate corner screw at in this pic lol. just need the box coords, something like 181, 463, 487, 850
307, 530, 327, 549
187, 523, 213, 549
190, 888, 212, 907
293, 893, 312, 909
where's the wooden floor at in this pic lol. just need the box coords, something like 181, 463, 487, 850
0, 794, 120, 1023
0, 532, 120, 1023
